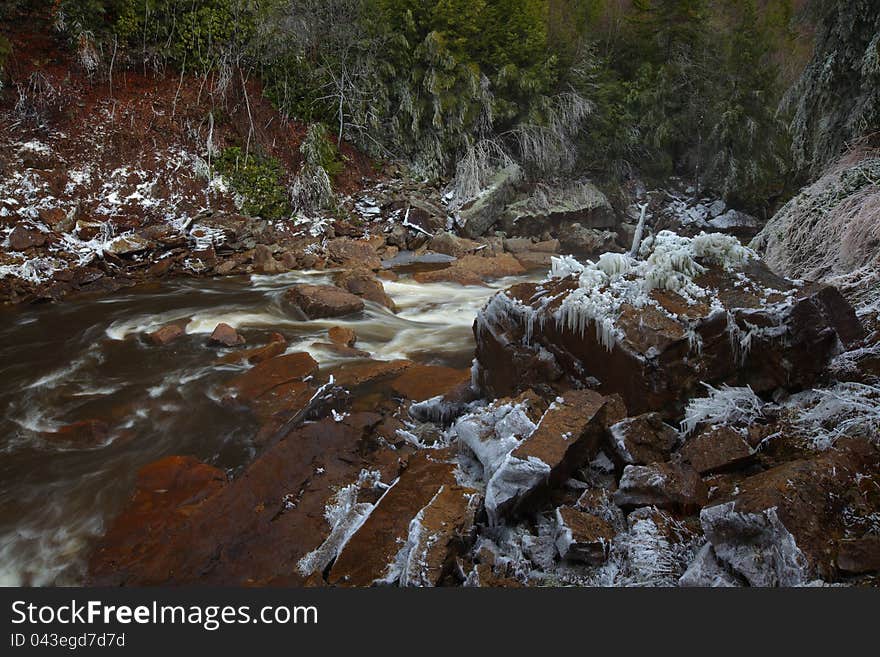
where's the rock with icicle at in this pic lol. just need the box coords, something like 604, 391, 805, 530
453, 388, 624, 522
327, 453, 480, 587
473, 231, 863, 419
695, 437, 880, 586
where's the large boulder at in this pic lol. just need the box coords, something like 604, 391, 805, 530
333, 269, 396, 311
501, 180, 615, 237
457, 165, 523, 238
325, 237, 383, 270
473, 233, 864, 419
285, 284, 365, 319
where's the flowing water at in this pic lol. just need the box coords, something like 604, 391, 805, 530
0, 269, 535, 586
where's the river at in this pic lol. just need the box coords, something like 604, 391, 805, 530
0, 268, 535, 585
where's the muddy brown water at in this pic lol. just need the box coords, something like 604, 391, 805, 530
0, 269, 536, 585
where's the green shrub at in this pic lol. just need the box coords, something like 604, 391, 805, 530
215, 147, 291, 220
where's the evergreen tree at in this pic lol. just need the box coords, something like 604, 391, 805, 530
785, 0, 880, 172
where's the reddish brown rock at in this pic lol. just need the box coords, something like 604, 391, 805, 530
38, 207, 68, 227
837, 537, 880, 574
228, 352, 318, 402
329, 454, 474, 586
44, 420, 111, 447
325, 237, 382, 271
608, 413, 679, 465
249, 381, 314, 424
474, 260, 863, 419
678, 425, 754, 474
88, 456, 227, 581
513, 251, 554, 270
252, 244, 284, 274
429, 232, 481, 258
89, 414, 392, 586
699, 438, 880, 585
555, 506, 616, 565
390, 364, 471, 402
217, 334, 287, 365
9, 225, 47, 251
285, 284, 365, 319
613, 461, 708, 511
328, 326, 357, 347
330, 359, 413, 389
147, 324, 185, 346
209, 322, 245, 347
333, 269, 396, 311
482, 390, 625, 520
413, 254, 525, 285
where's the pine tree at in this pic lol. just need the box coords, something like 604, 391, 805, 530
785, 0, 880, 172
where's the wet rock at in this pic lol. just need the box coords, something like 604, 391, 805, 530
252, 244, 284, 274
430, 231, 481, 257
837, 537, 880, 574
333, 269, 396, 311
413, 253, 525, 285
331, 359, 413, 388
458, 165, 522, 238
329, 326, 357, 347
613, 461, 708, 511
217, 333, 287, 365
8, 225, 47, 251
88, 456, 227, 583
285, 284, 365, 319
228, 352, 319, 402
391, 364, 471, 402
554, 506, 615, 565
147, 324, 185, 346
608, 413, 679, 466
484, 390, 625, 520
699, 438, 880, 585
474, 258, 864, 419
45, 419, 111, 447
209, 322, 246, 347
329, 454, 476, 586
249, 381, 314, 424
90, 415, 391, 586
678, 425, 754, 475
325, 237, 382, 271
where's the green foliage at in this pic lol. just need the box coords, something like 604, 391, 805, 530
785, 0, 880, 172
0, 35, 11, 72
215, 147, 290, 220
55, 0, 259, 68
370, 0, 561, 166
301, 124, 345, 178
578, 0, 794, 210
